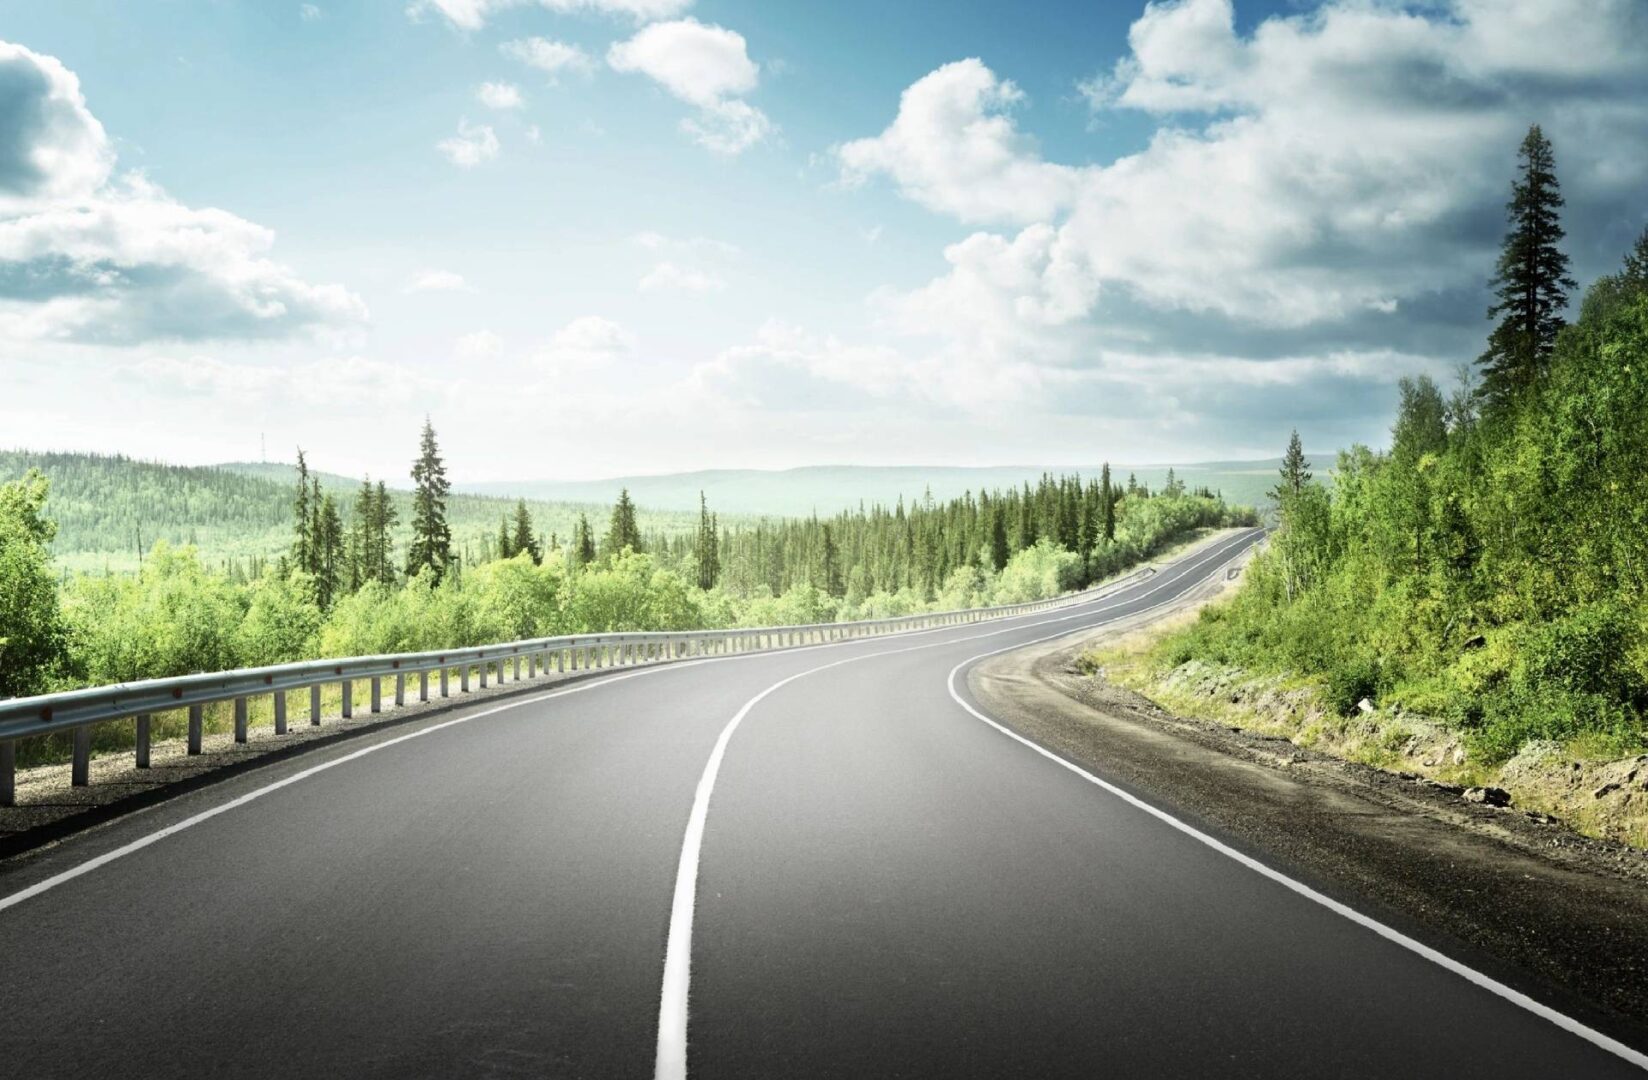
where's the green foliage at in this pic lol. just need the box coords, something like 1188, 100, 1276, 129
0, 470, 67, 696
406, 417, 454, 583
1159, 284, 1648, 762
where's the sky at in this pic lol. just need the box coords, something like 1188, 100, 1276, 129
1, 0, 1646, 482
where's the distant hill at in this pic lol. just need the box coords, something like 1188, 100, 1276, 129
0, 451, 717, 576
459, 462, 1282, 518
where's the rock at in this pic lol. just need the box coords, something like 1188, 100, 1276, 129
1594, 782, 1623, 800
1464, 786, 1512, 807
1356, 697, 1376, 714
1452, 746, 1468, 766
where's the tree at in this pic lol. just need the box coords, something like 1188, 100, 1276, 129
406, 417, 453, 582
604, 488, 642, 557
1622, 224, 1648, 294
1390, 375, 1448, 464
291, 449, 314, 576
510, 499, 541, 564
1271, 430, 1312, 504
1478, 125, 1576, 411
816, 523, 844, 598
314, 492, 345, 609
987, 503, 1010, 571
695, 491, 720, 590
1101, 462, 1116, 542
572, 512, 596, 568
0, 469, 66, 696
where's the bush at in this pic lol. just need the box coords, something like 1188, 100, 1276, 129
1323, 652, 1381, 717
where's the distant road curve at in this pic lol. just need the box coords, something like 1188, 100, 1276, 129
2, 527, 1644, 1078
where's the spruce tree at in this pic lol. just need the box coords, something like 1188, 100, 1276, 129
1271, 430, 1312, 503
1478, 125, 1575, 410
291, 449, 313, 576
573, 512, 596, 567
695, 491, 720, 590
496, 515, 513, 561
510, 499, 541, 564
1623, 225, 1648, 295
988, 504, 1009, 571
315, 493, 344, 609
373, 480, 397, 583
406, 417, 452, 582
604, 488, 642, 556
1100, 462, 1116, 542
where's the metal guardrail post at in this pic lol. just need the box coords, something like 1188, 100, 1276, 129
419, 671, 429, 702
310, 685, 322, 725
0, 740, 14, 806
395, 673, 406, 707
370, 677, 382, 714
188, 704, 204, 754
72, 726, 91, 786
136, 714, 151, 767
460, 666, 470, 693
234, 697, 248, 743
342, 681, 353, 718
274, 693, 287, 736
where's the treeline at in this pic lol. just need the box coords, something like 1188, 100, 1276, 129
0, 415, 1253, 698
1163, 125, 1648, 762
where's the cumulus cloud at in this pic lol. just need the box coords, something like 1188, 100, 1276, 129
0, 42, 364, 345
410, 0, 690, 32
454, 328, 505, 363
535, 314, 635, 372
501, 36, 595, 79
837, 0, 1648, 417
607, 19, 772, 154
637, 260, 725, 294
476, 81, 523, 109
835, 59, 1082, 226
404, 269, 472, 293
436, 119, 500, 167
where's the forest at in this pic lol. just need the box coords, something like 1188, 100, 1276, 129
0, 416, 1252, 713
1157, 126, 1648, 764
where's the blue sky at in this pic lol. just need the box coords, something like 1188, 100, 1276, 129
1, 0, 1646, 481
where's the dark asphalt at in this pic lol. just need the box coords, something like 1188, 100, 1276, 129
1, 528, 1642, 1078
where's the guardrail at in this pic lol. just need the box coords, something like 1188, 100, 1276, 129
0, 566, 1159, 805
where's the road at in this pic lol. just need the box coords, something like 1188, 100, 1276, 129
1, 527, 1643, 1078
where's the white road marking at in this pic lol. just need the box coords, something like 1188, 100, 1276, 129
0, 531, 1250, 918
654, 529, 1262, 1079
945, 628, 1648, 1073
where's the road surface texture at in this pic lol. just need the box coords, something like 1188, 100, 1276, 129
1, 528, 1643, 1078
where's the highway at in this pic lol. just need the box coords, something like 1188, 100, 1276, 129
1, 527, 1643, 1078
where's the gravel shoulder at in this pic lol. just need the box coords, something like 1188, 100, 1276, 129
968, 556, 1648, 1047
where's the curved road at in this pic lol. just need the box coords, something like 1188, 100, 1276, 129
1, 528, 1643, 1078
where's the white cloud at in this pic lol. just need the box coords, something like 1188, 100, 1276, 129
404, 269, 472, 293
127, 354, 432, 408
476, 81, 523, 109
837, 0, 1648, 402
299, 4, 322, 21
501, 37, 595, 79
0, 42, 365, 345
436, 119, 500, 167
607, 18, 772, 154
410, 0, 690, 32
638, 260, 725, 294
835, 59, 1083, 226
535, 314, 635, 372
454, 329, 505, 363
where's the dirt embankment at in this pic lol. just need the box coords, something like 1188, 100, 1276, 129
969, 553, 1648, 1038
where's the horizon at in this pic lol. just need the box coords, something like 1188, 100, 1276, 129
3, 1, 1644, 479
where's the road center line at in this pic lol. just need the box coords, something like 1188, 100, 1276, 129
653, 528, 1262, 1079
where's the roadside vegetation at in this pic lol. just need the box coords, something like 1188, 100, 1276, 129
1101, 127, 1648, 839
0, 415, 1254, 733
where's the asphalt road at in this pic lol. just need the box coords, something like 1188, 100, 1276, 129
1, 527, 1643, 1078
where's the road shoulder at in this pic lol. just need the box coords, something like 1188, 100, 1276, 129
968, 576, 1648, 1048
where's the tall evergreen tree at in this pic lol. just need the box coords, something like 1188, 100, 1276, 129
817, 522, 844, 598
315, 493, 345, 609
510, 499, 541, 564
406, 418, 452, 582
988, 504, 1010, 571
1623, 224, 1648, 295
291, 449, 313, 576
1478, 125, 1575, 410
572, 512, 596, 568
496, 515, 513, 561
604, 488, 642, 556
1271, 430, 1312, 503
1100, 462, 1116, 542
372, 480, 397, 583
695, 491, 720, 590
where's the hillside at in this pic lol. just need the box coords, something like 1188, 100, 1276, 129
458, 462, 1282, 518
0, 451, 719, 576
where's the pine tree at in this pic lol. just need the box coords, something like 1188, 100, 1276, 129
406, 417, 452, 582
496, 515, 513, 561
1478, 125, 1575, 410
695, 491, 720, 590
1271, 430, 1312, 503
372, 480, 397, 584
291, 449, 313, 576
1100, 462, 1116, 542
817, 522, 844, 598
315, 493, 345, 609
348, 477, 375, 591
510, 499, 541, 564
1623, 225, 1648, 295
604, 488, 642, 556
988, 504, 1009, 571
